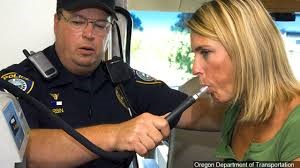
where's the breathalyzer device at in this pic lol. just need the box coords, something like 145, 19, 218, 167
0, 91, 30, 168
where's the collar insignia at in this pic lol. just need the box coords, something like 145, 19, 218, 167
49, 92, 64, 114
50, 93, 59, 100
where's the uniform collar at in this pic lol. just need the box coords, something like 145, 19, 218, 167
44, 44, 109, 91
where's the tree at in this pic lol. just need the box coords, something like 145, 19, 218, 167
168, 40, 193, 73
170, 13, 193, 33
130, 13, 144, 31
168, 13, 193, 73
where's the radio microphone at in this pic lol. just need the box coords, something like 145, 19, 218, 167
166, 86, 209, 128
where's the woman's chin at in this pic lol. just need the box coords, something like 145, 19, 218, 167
211, 93, 230, 103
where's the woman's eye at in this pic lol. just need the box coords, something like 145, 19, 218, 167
200, 50, 211, 59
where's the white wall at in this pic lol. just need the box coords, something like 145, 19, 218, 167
0, 0, 56, 69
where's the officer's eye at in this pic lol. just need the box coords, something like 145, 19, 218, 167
69, 16, 86, 26
94, 21, 109, 30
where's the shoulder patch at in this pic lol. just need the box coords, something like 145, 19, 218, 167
135, 70, 155, 82
134, 70, 162, 85
1, 72, 35, 94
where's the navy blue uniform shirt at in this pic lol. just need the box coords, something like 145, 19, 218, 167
0, 45, 187, 167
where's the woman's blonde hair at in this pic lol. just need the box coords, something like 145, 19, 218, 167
187, 0, 300, 122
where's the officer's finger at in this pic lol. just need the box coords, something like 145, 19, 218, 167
134, 138, 149, 156
139, 133, 156, 151
161, 112, 170, 118
147, 125, 164, 145
152, 117, 170, 138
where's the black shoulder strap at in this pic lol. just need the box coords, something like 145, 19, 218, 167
104, 56, 136, 117
104, 56, 132, 85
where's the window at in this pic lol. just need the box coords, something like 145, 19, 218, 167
130, 11, 193, 88
275, 13, 300, 80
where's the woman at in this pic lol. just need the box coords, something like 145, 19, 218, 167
186, 0, 300, 161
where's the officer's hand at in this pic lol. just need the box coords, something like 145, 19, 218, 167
113, 113, 170, 156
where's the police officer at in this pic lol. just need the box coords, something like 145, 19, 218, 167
0, 0, 188, 167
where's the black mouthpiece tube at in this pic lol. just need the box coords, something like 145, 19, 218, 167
165, 96, 196, 128
165, 86, 208, 128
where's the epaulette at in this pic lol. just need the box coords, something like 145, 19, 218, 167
132, 69, 162, 85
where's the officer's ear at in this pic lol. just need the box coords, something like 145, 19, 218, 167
54, 13, 60, 35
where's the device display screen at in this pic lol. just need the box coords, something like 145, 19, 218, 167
3, 101, 24, 149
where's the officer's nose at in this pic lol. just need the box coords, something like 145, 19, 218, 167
82, 23, 95, 40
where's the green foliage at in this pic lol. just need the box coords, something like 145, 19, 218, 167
170, 13, 193, 33
168, 13, 193, 74
130, 13, 144, 31
168, 40, 193, 73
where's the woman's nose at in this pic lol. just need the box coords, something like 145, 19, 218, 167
192, 55, 205, 76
